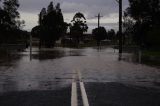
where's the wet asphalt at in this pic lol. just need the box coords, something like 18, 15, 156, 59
0, 87, 71, 106
0, 47, 160, 106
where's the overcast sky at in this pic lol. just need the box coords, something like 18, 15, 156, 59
18, 0, 129, 33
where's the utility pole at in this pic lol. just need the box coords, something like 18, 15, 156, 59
119, 0, 122, 54
95, 13, 103, 49
95, 13, 103, 28
116, 0, 123, 59
30, 33, 32, 61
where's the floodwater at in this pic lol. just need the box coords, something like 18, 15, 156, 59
0, 47, 160, 93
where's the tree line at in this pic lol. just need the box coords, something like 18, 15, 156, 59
32, 1, 118, 48
1, 0, 159, 49
31, 2, 90, 48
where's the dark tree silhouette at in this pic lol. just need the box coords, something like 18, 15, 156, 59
92, 27, 107, 47
108, 29, 116, 41
124, 0, 160, 47
32, 2, 67, 48
0, 0, 27, 44
31, 25, 41, 38
0, 9, 12, 43
0, 9, 12, 26
39, 8, 46, 25
3, 0, 20, 27
47, 1, 54, 14
123, 13, 135, 45
70, 12, 88, 46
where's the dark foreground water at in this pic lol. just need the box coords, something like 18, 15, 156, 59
0, 47, 160, 106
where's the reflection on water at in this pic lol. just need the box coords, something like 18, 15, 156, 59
0, 51, 22, 67
28, 48, 85, 60
33, 50, 65, 60
0, 47, 160, 93
121, 53, 139, 63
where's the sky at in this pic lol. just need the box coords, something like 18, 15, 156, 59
18, 0, 129, 33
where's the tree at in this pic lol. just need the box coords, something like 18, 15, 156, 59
0, 0, 27, 45
124, 0, 160, 47
70, 12, 88, 45
3, 0, 20, 27
43, 10, 58, 47
146, 27, 160, 47
92, 27, 107, 46
55, 3, 60, 12
31, 25, 41, 38
39, 8, 46, 25
0, 9, 12, 43
108, 29, 116, 41
0, 8, 12, 26
47, 1, 54, 14
123, 13, 135, 45
0, 0, 2, 8
34, 2, 67, 48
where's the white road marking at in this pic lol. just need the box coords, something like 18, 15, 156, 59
71, 82, 78, 106
80, 82, 90, 106
77, 69, 90, 106
71, 69, 90, 106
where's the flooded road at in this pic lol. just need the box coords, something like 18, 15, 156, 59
0, 47, 160, 106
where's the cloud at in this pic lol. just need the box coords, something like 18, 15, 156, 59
19, 11, 38, 31
61, 2, 87, 13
